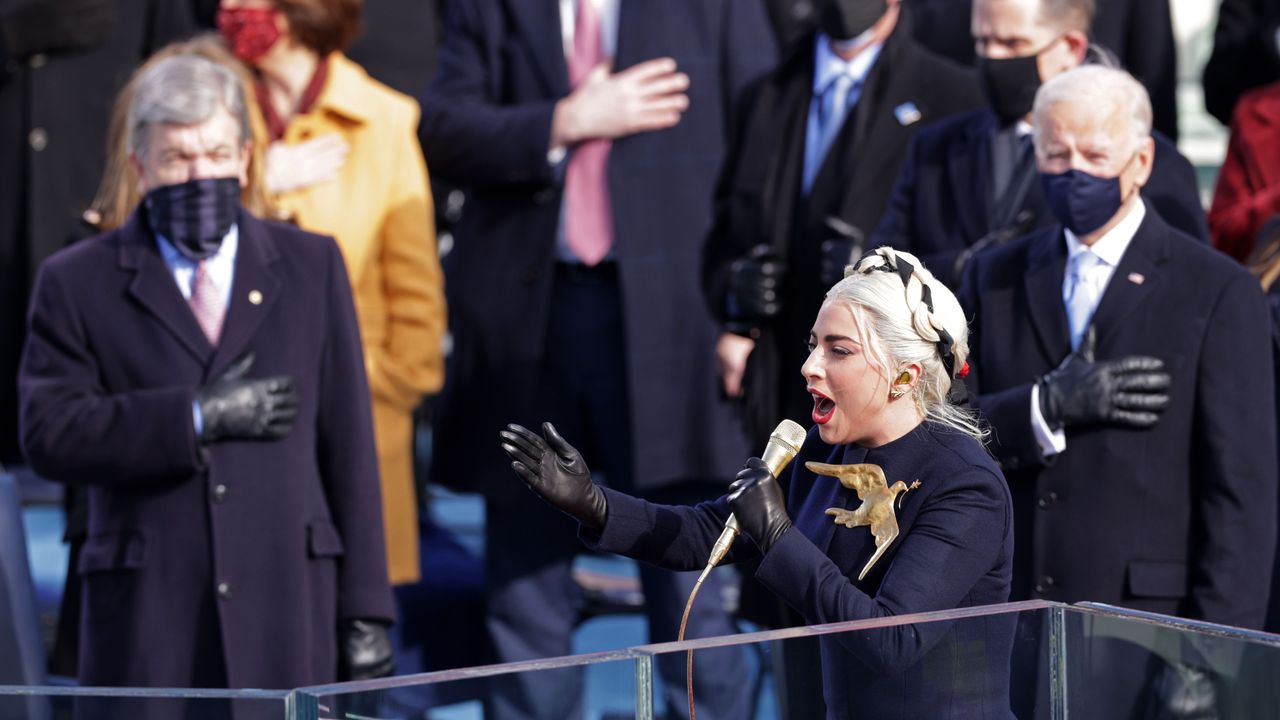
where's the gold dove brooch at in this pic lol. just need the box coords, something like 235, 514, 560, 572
807, 462, 920, 580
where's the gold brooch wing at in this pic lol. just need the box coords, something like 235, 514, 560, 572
807, 461, 920, 580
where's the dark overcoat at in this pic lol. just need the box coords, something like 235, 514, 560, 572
588, 423, 1015, 720
18, 209, 395, 688
420, 0, 776, 492
871, 107, 1208, 290
702, 15, 983, 441
959, 206, 1278, 629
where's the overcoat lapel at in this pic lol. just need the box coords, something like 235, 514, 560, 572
505, 0, 569, 97
1023, 231, 1072, 364
119, 214, 214, 365
208, 212, 283, 379
1089, 207, 1166, 351
949, 113, 995, 242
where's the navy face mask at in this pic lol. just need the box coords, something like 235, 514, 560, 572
1040, 154, 1137, 236
142, 176, 241, 261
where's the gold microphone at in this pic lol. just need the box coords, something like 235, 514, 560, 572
705, 419, 808, 570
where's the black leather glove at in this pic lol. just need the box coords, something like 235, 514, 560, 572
726, 245, 786, 325
500, 422, 607, 529
338, 618, 394, 681
1147, 661, 1218, 719
195, 354, 299, 443
0, 0, 117, 60
727, 457, 792, 553
1038, 328, 1171, 430
818, 218, 864, 287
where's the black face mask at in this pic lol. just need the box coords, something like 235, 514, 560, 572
978, 53, 1042, 126
142, 177, 241, 261
817, 0, 887, 41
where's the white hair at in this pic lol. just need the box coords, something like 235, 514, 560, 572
1031, 64, 1152, 155
826, 248, 986, 442
127, 54, 250, 160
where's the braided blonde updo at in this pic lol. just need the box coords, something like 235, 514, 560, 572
825, 248, 986, 442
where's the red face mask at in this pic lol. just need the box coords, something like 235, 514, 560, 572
217, 7, 281, 65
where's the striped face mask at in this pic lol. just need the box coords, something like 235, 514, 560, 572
142, 177, 241, 261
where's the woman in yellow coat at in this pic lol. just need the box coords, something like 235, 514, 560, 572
218, 0, 446, 585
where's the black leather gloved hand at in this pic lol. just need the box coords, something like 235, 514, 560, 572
818, 218, 864, 287
337, 618, 394, 681
0, 0, 117, 60
500, 422, 607, 529
727, 457, 792, 553
1038, 328, 1171, 430
195, 354, 299, 443
1148, 661, 1218, 719
727, 246, 786, 324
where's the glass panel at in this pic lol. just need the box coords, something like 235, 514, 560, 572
0, 686, 290, 720
1061, 604, 1280, 720
296, 649, 640, 720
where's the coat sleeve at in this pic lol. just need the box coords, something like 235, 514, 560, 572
19, 263, 204, 484
1203, 0, 1280, 126
418, 0, 559, 188
1186, 270, 1278, 629
754, 467, 1010, 676
364, 103, 447, 411
582, 487, 761, 571
1208, 102, 1280, 262
315, 239, 395, 622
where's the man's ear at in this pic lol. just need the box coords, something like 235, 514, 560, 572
1062, 29, 1089, 66
130, 152, 148, 195
238, 141, 252, 189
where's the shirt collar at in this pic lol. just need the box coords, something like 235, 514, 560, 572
812, 33, 883, 95
1063, 199, 1145, 267
156, 224, 240, 267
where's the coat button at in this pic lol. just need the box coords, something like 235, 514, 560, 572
1034, 576, 1056, 594
29, 53, 47, 69
217, 582, 232, 600
1037, 491, 1059, 509
29, 128, 47, 152
212, 484, 228, 503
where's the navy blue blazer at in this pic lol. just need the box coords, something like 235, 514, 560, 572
420, 0, 775, 493
870, 107, 1209, 290
18, 209, 394, 688
959, 205, 1277, 629
589, 423, 1014, 720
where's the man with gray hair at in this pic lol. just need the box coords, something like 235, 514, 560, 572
870, 0, 1206, 290
18, 53, 395, 689
962, 64, 1277, 712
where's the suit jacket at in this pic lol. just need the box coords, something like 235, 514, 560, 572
1203, 0, 1280, 126
420, 0, 776, 492
703, 16, 983, 440
871, 108, 1208, 290
1210, 82, 1280, 263
18, 209, 394, 688
587, 423, 1015, 720
267, 53, 446, 585
959, 205, 1278, 629
906, 0, 1180, 141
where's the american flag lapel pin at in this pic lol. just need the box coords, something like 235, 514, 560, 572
1127, 272, 1145, 285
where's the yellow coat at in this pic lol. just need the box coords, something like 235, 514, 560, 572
266, 53, 445, 585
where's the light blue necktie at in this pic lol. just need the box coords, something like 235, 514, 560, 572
802, 72, 861, 193
1065, 251, 1103, 351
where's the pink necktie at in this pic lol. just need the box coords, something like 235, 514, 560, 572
190, 261, 226, 345
563, 0, 613, 266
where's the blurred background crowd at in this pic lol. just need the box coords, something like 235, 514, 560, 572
4, 0, 1280, 718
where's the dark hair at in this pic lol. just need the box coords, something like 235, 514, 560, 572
1039, 0, 1094, 33
276, 0, 362, 55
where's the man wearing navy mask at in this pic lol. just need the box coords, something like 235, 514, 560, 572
961, 65, 1276, 714
704, 0, 982, 449
18, 54, 394, 689
870, 0, 1206, 291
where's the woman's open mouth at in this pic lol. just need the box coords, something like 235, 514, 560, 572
810, 388, 835, 425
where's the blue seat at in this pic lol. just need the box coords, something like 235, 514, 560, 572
0, 472, 51, 718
